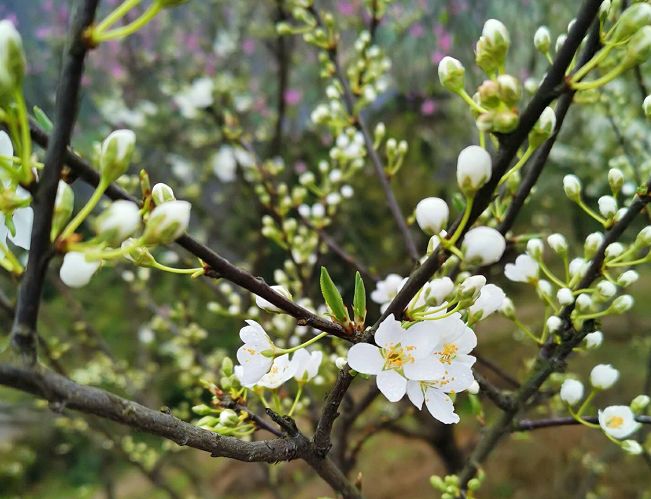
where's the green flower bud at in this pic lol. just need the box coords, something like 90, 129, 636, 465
492, 110, 519, 133
497, 74, 521, 106
610, 3, 651, 43
529, 106, 556, 147
219, 409, 239, 427
534, 26, 551, 54
192, 404, 215, 416
142, 200, 191, 245
623, 25, 651, 67
608, 168, 624, 193
438, 56, 465, 92
99, 129, 136, 183
478, 80, 501, 108
563, 174, 582, 201
122, 238, 156, 266
621, 440, 643, 455
476, 19, 511, 75
221, 356, 234, 377
151, 183, 175, 205
631, 394, 650, 413
0, 20, 26, 98
196, 415, 219, 428
644, 95, 651, 118
51, 180, 74, 240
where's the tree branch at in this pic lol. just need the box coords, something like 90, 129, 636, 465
11, 0, 100, 364
514, 415, 651, 431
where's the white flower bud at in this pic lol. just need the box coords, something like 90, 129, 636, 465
547, 315, 562, 333
0, 20, 26, 96
456, 145, 492, 195
611, 294, 634, 313
95, 200, 141, 244
608, 168, 624, 193
529, 107, 556, 147
636, 226, 651, 246
460, 275, 487, 298
617, 270, 639, 287
584, 331, 603, 349
60, 252, 100, 288
462, 226, 506, 265
151, 183, 175, 205
631, 395, 650, 413
560, 379, 584, 405
526, 238, 544, 259
547, 233, 567, 254
219, 409, 239, 427
576, 293, 592, 311
100, 130, 136, 183
335, 356, 347, 370
468, 380, 480, 394
476, 19, 510, 74
590, 364, 619, 389
438, 56, 465, 92
534, 26, 551, 53
255, 285, 292, 313
415, 197, 449, 235
605, 242, 624, 259
644, 95, 651, 118
584, 232, 603, 258
499, 297, 515, 318
537, 279, 552, 298
598, 195, 617, 218
569, 257, 589, 278
596, 280, 616, 299
621, 440, 643, 455
142, 200, 191, 245
557, 287, 574, 305
563, 174, 582, 201
51, 181, 74, 239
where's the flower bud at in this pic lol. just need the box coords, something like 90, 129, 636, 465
599, 0, 611, 20
635, 226, 651, 246
438, 56, 465, 92
569, 257, 589, 278
526, 238, 544, 259
151, 183, 175, 205
496, 74, 521, 106
59, 251, 100, 288
555, 34, 567, 53
255, 285, 292, 313
142, 200, 191, 245
478, 80, 501, 108
596, 280, 617, 300
219, 409, 239, 427
492, 110, 519, 133
610, 3, 651, 43
644, 95, 651, 118
335, 357, 347, 370
611, 294, 634, 313
95, 200, 141, 245
51, 181, 74, 240
631, 395, 650, 413
557, 287, 574, 305
617, 269, 639, 287
122, 238, 156, 266
584, 330, 603, 349
462, 226, 506, 265
547, 315, 562, 333
529, 107, 556, 147
547, 233, 567, 254
457, 145, 492, 195
221, 356, 234, 376
476, 19, 510, 75
563, 174, 582, 201
415, 197, 449, 235
608, 168, 624, 194
623, 25, 651, 67
460, 275, 487, 299
576, 293, 592, 312
0, 20, 26, 97
99, 130, 136, 183
621, 440, 643, 455
598, 195, 617, 218
499, 297, 515, 318
534, 26, 551, 54
560, 379, 584, 405
590, 364, 619, 389
605, 242, 624, 259
584, 232, 603, 259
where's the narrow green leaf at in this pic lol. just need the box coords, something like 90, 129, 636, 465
320, 266, 349, 324
33, 105, 53, 133
353, 271, 366, 324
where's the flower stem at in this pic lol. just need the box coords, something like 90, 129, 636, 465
447, 196, 474, 246
499, 145, 535, 186
288, 384, 303, 416
151, 261, 205, 275
576, 198, 608, 226
60, 179, 110, 240
13, 89, 33, 184
571, 62, 627, 91
94, 0, 142, 34
576, 389, 596, 417
276, 332, 328, 355
457, 89, 489, 114
570, 44, 613, 83
94, 3, 161, 42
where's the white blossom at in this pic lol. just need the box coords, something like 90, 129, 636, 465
292, 349, 323, 382
504, 254, 539, 283
59, 252, 101, 288
211, 146, 237, 182
235, 321, 276, 385
462, 226, 506, 265
257, 354, 298, 389
370, 274, 404, 311
174, 77, 214, 119
598, 405, 641, 439
590, 364, 619, 390
468, 284, 505, 321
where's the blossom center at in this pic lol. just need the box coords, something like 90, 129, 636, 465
606, 415, 624, 429
438, 343, 458, 364
384, 345, 415, 369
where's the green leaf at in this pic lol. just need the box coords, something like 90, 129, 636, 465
320, 266, 349, 324
353, 271, 366, 324
33, 105, 53, 133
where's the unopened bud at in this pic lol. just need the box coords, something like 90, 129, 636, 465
438, 56, 465, 92
151, 183, 175, 205
99, 130, 136, 183
534, 26, 551, 54
563, 174, 581, 201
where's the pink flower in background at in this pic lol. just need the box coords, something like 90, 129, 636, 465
438, 32, 452, 52
337, 1, 356, 16
420, 99, 438, 116
242, 38, 256, 55
431, 51, 445, 65
294, 161, 307, 174
184, 33, 200, 51
284, 89, 302, 106
409, 24, 425, 38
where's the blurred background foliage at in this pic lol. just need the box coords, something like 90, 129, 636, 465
1, 0, 651, 497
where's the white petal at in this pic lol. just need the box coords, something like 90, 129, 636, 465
240, 320, 271, 348
347, 343, 384, 375
406, 381, 424, 409
404, 358, 444, 381
376, 369, 407, 402
0, 131, 13, 158
374, 314, 404, 348
236, 345, 273, 385
9, 207, 33, 250
425, 387, 459, 424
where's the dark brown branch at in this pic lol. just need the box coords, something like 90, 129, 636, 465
514, 415, 651, 431
313, 368, 355, 457
474, 354, 520, 388
11, 0, 100, 363
474, 372, 514, 412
